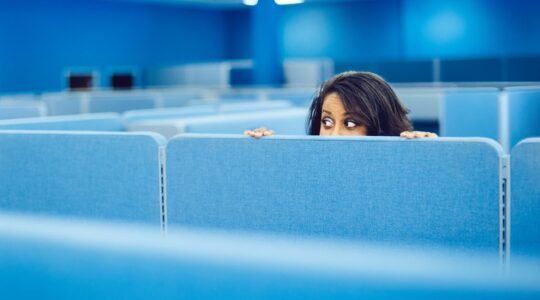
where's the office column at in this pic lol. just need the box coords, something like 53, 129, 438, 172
251, 0, 283, 86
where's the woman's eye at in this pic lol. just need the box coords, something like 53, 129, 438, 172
322, 117, 334, 128
345, 120, 358, 128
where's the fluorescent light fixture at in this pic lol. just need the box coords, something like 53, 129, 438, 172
275, 0, 304, 5
243, 0, 258, 5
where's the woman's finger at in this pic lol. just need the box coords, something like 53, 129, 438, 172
402, 131, 413, 139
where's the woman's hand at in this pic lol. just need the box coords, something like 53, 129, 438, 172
244, 127, 274, 138
400, 131, 438, 139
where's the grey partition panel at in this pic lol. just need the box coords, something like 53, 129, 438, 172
1, 213, 540, 299
511, 138, 540, 257
393, 88, 442, 122
166, 135, 503, 253
42, 93, 83, 115
0, 131, 165, 224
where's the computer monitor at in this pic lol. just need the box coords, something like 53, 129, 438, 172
111, 73, 134, 90
67, 73, 94, 91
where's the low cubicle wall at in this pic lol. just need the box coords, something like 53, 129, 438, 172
1, 212, 539, 299
0, 113, 125, 131
0, 131, 165, 225
511, 138, 540, 257
127, 108, 307, 138
166, 135, 504, 256
0, 133, 539, 261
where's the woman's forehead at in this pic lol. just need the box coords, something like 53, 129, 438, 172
322, 93, 344, 109
322, 92, 356, 115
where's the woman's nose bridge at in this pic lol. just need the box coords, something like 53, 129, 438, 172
331, 123, 345, 136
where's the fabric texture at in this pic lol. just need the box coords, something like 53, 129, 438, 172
1, 212, 539, 299
511, 138, 540, 257
166, 135, 502, 253
0, 131, 165, 224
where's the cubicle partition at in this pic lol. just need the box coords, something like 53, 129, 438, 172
1, 130, 540, 299
166, 135, 505, 256
0, 113, 125, 131
0, 101, 47, 120
0, 131, 165, 225
510, 138, 540, 257
127, 108, 307, 138
1, 212, 539, 299
504, 87, 540, 151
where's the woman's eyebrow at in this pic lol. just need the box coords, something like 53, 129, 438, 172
322, 109, 333, 115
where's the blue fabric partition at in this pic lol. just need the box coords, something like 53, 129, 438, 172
123, 105, 217, 123
440, 88, 500, 141
166, 135, 503, 253
504, 87, 540, 150
128, 109, 307, 138
0, 113, 125, 131
182, 109, 306, 135
0, 103, 46, 120
122, 101, 293, 124
155, 89, 202, 108
510, 138, 540, 257
217, 100, 293, 113
88, 93, 157, 113
267, 89, 315, 106
1, 213, 540, 300
0, 131, 165, 224
215, 92, 261, 102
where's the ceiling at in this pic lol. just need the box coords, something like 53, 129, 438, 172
107, 0, 374, 9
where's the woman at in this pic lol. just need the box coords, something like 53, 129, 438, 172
245, 71, 437, 139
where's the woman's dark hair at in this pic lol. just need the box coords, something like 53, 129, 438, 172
307, 71, 412, 136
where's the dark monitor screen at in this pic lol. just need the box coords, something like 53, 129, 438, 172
68, 74, 93, 91
111, 73, 134, 90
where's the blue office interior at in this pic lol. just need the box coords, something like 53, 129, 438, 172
0, 0, 539, 93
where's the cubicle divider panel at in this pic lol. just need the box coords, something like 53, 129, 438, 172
0, 131, 165, 225
166, 135, 503, 254
511, 138, 540, 257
